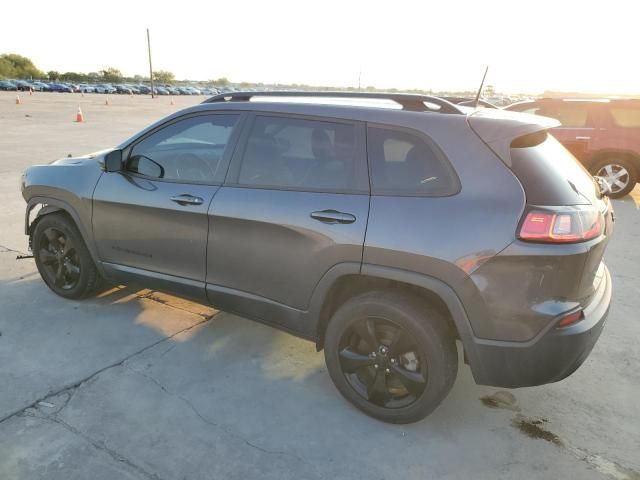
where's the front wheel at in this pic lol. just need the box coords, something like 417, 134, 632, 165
591, 157, 637, 198
32, 213, 99, 299
324, 292, 458, 424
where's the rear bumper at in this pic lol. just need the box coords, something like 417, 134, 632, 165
467, 264, 611, 388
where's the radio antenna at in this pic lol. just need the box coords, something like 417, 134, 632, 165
473, 66, 489, 107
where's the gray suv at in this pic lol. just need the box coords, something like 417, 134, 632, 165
21, 92, 614, 423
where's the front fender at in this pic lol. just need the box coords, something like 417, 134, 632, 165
25, 197, 104, 276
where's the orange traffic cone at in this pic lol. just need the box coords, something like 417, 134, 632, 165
170, 96, 174, 105
105, 97, 110, 106
81, 91, 85, 97
29, 88, 33, 96
75, 106, 84, 123
15, 94, 21, 105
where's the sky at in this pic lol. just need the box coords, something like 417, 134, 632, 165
1, 0, 636, 94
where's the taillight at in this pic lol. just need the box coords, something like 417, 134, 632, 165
519, 207, 603, 243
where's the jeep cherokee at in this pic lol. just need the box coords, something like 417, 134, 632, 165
21, 92, 614, 423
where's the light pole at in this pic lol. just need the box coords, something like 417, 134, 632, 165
147, 28, 155, 98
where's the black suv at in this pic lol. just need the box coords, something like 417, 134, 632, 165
21, 92, 614, 423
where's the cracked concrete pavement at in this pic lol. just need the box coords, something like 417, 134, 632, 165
1, 92, 639, 479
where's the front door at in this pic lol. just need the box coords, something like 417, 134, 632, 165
205, 113, 369, 329
93, 112, 243, 298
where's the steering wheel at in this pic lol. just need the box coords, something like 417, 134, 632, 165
175, 153, 214, 181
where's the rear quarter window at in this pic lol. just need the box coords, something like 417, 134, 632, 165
366, 126, 458, 196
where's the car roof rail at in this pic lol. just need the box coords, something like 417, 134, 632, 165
202, 90, 464, 114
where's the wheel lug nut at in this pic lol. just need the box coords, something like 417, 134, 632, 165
374, 364, 379, 369
385, 368, 391, 374
390, 358, 396, 364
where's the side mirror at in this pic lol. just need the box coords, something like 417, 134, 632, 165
104, 150, 123, 172
129, 155, 165, 179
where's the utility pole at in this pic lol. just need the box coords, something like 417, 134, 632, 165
358, 70, 361, 91
147, 28, 155, 98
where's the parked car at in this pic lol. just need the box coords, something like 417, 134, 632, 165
94, 84, 116, 94
154, 86, 170, 95
48, 83, 73, 93
177, 86, 193, 95
78, 84, 95, 93
186, 86, 202, 95
21, 91, 614, 424
30, 81, 51, 92
13, 80, 33, 91
0, 80, 17, 91
115, 85, 133, 95
505, 98, 640, 197
136, 84, 151, 94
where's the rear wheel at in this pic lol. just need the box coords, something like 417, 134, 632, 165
32, 213, 99, 299
324, 291, 458, 424
591, 157, 637, 198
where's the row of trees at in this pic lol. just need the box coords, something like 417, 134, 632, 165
45, 67, 175, 84
0, 53, 177, 85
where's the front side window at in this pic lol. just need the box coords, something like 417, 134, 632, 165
367, 126, 458, 196
128, 114, 239, 183
238, 116, 361, 191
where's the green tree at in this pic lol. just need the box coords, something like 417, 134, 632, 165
100, 67, 123, 83
212, 77, 230, 86
47, 70, 60, 81
154, 70, 175, 84
0, 53, 44, 79
61, 71, 88, 82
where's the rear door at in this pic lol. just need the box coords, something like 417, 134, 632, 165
205, 113, 369, 323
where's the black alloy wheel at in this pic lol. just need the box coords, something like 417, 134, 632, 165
338, 317, 428, 409
37, 227, 81, 291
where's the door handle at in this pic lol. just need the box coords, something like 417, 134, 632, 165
170, 194, 204, 206
310, 209, 356, 224
575, 136, 591, 140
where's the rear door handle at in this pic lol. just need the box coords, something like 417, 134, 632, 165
170, 194, 204, 206
575, 136, 591, 140
310, 209, 356, 224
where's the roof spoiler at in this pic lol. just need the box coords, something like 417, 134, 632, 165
467, 109, 560, 166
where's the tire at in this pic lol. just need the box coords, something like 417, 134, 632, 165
590, 157, 637, 199
324, 291, 458, 424
32, 213, 99, 299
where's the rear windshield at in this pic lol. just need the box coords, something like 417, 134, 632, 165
510, 133, 597, 205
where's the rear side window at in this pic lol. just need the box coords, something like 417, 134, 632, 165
510, 132, 597, 205
238, 116, 364, 192
611, 107, 640, 127
366, 126, 458, 196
